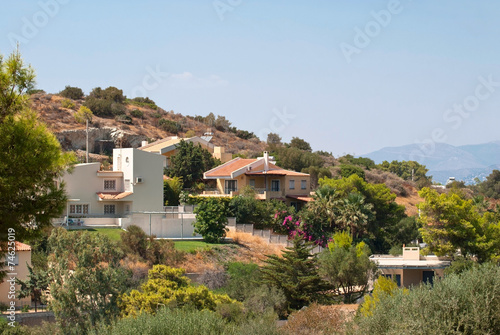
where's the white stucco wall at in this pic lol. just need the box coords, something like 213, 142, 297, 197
113, 148, 165, 212
61, 162, 102, 216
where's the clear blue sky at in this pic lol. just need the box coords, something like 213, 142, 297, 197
2, 0, 500, 156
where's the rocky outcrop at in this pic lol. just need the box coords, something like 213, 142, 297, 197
55, 127, 148, 154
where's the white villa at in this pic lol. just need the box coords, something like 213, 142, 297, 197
59, 148, 165, 223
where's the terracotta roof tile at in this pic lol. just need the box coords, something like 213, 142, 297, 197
0, 242, 31, 251
204, 158, 256, 177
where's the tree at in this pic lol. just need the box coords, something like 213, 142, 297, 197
266, 133, 282, 151
59, 85, 84, 100
166, 140, 220, 188
377, 160, 432, 188
48, 228, 127, 332
164, 176, 182, 206
340, 164, 365, 179
214, 115, 231, 132
193, 198, 229, 243
418, 187, 500, 262
318, 231, 377, 303
0, 50, 35, 120
476, 169, 500, 199
0, 50, 74, 243
319, 175, 407, 253
260, 234, 329, 311
289, 137, 312, 152
16, 264, 48, 312
119, 265, 235, 317
335, 193, 374, 239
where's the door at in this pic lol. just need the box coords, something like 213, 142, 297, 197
423, 271, 434, 285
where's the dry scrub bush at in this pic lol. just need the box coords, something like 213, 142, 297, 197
280, 303, 350, 335
365, 169, 412, 197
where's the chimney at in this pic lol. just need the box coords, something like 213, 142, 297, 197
141, 140, 148, 147
264, 151, 269, 172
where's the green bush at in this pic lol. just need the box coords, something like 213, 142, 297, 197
59, 85, 84, 99
128, 97, 158, 110
130, 109, 144, 118
352, 263, 500, 334
61, 98, 75, 109
340, 164, 365, 179
158, 118, 182, 134
193, 198, 229, 243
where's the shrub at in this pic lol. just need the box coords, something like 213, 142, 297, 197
193, 198, 229, 243
59, 85, 84, 99
61, 98, 75, 109
353, 264, 500, 334
115, 114, 132, 123
129, 97, 158, 109
158, 118, 182, 134
130, 109, 144, 118
340, 164, 365, 179
281, 303, 347, 334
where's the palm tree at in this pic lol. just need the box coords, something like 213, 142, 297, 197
336, 192, 374, 239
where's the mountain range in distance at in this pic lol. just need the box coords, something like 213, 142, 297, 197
362, 141, 500, 185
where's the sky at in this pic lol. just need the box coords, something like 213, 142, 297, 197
1, 0, 500, 157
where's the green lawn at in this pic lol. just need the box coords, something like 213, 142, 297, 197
174, 240, 224, 253
77, 228, 124, 241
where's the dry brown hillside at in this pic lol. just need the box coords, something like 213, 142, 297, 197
30, 93, 266, 157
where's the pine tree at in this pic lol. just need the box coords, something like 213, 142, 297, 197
260, 235, 328, 311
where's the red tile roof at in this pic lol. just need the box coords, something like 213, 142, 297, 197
97, 192, 133, 200
204, 158, 256, 177
286, 195, 314, 202
205, 158, 310, 178
0, 242, 31, 251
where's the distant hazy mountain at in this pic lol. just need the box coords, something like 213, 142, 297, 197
362, 141, 500, 184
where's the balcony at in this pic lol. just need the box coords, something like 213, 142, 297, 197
253, 188, 285, 200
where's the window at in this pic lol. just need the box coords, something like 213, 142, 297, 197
104, 180, 116, 190
301, 180, 307, 190
249, 179, 255, 188
225, 180, 237, 194
289, 180, 295, 190
271, 180, 280, 192
290, 202, 298, 210
104, 205, 115, 215
69, 204, 89, 215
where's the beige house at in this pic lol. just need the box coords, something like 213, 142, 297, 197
203, 152, 312, 209
59, 148, 165, 222
139, 136, 232, 168
0, 242, 31, 307
370, 247, 451, 287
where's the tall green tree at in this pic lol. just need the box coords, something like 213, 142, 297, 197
318, 175, 407, 253
48, 228, 127, 333
318, 231, 377, 303
418, 187, 500, 262
166, 140, 220, 188
0, 50, 74, 243
260, 235, 329, 311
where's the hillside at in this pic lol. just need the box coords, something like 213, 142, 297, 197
363, 142, 500, 184
30, 92, 423, 214
31, 93, 266, 158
